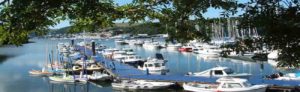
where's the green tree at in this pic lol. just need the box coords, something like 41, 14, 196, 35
0, 0, 121, 46
239, 0, 300, 67
122, 0, 237, 43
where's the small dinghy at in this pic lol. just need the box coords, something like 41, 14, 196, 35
183, 77, 268, 92
112, 80, 174, 90
49, 73, 76, 83
265, 72, 300, 81
29, 67, 53, 76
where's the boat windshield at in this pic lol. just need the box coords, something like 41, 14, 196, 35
148, 64, 153, 67
154, 63, 161, 67
243, 82, 252, 87
224, 69, 234, 74
227, 83, 243, 88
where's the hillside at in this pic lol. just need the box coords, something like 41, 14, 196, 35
49, 22, 167, 35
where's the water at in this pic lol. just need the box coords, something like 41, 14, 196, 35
0, 38, 290, 92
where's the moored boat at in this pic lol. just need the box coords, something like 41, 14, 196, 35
29, 67, 53, 76
178, 45, 193, 52
183, 77, 268, 92
112, 80, 174, 90
187, 66, 251, 78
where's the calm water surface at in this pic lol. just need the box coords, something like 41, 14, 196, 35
0, 38, 282, 92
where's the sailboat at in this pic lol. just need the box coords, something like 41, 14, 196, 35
29, 46, 53, 76
29, 67, 53, 76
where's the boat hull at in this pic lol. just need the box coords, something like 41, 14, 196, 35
183, 83, 267, 92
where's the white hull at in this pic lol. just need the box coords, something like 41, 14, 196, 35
49, 76, 75, 83
183, 84, 267, 92
112, 80, 173, 90
267, 60, 278, 67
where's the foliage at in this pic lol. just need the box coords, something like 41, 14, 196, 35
0, 0, 120, 46
239, 0, 300, 67
123, 0, 238, 43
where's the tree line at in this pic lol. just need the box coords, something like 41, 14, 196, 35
0, 0, 299, 67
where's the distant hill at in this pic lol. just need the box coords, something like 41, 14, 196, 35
49, 22, 167, 35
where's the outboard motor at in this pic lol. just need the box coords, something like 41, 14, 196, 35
155, 53, 164, 60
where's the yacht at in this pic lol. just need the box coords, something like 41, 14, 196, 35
112, 50, 127, 60
183, 77, 268, 92
143, 41, 161, 49
195, 44, 222, 57
115, 39, 126, 44
121, 55, 144, 63
187, 66, 251, 78
166, 43, 182, 50
268, 50, 279, 60
137, 58, 169, 74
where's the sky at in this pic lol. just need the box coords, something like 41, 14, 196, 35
50, 0, 249, 29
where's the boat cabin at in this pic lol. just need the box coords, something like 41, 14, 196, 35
216, 78, 252, 88
194, 67, 234, 77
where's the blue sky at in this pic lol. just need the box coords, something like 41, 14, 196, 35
51, 0, 248, 29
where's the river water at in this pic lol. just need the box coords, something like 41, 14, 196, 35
0, 38, 284, 92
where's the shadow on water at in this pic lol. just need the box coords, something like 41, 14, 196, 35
0, 55, 12, 65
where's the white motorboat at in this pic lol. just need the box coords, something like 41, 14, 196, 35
183, 77, 268, 92
137, 58, 169, 74
112, 50, 127, 60
88, 71, 111, 80
188, 66, 251, 78
122, 48, 135, 55
112, 80, 174, 90
166, 43, 182, 50
195, 44, 222, 57
121, 55, 144, 63
143, 41, 161, 49
267, 59, 279, 67
115, 39, 126, 44
268, 50, 279, 60
101, 48, 118, 57
134, 40, 144, 45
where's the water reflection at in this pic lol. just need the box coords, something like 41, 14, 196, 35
49, 82, 89, 92
0, 55, 10, 65
0, 38, 296, 92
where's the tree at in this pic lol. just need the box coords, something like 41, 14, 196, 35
239, 0, 300, 67
122, 0, 237, 43
0, 0, 121, 46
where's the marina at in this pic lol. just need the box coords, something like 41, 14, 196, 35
1, 38, 300, 92
0, 0, 298, 92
